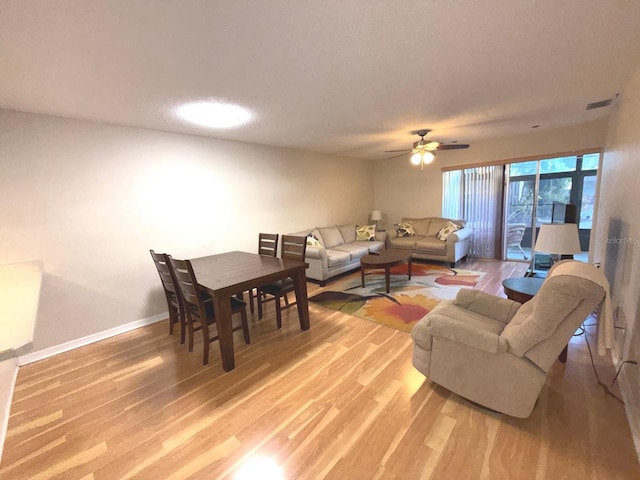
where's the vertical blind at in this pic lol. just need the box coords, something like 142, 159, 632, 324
443, 165, 504, 258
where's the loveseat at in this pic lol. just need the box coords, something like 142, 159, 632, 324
289, 224, 385, 285
384, 217, 472, 267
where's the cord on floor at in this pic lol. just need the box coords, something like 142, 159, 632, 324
581, 321, 637, 405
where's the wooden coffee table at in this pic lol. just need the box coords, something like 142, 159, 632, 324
361, 249, 412, 293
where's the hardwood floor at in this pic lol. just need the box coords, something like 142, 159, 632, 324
1, 259, 638, 479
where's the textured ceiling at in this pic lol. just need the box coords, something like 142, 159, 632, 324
2, 1, 640, 159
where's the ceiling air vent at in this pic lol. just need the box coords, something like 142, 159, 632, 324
586, 98, 612, 110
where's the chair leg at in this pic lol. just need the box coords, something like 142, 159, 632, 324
178, 307, 186, 345
518, 245, 528, 260
201, 322, 210, 366
283, 293, 289, 306
187, 313, 195, 352
275, 295, 283, 329
249, 289, 255, 314
240, 308, 250, 344
257, 288, 264, 319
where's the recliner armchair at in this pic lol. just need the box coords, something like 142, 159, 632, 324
411, 260, 608, 418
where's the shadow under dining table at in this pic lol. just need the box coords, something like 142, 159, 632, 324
190, 251, 310, 371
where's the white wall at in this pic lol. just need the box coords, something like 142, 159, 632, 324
0, 110, 375, 352
0, 261, 41, 352
373, 120, 608, 224
591, 59, 640, 454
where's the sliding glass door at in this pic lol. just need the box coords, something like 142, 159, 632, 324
503, 153, 600, 269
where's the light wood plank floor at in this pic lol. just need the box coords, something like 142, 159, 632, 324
1, 259, 638, 479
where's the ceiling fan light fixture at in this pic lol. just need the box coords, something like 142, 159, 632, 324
422, 151, 435, 164
410, 152, 422, 165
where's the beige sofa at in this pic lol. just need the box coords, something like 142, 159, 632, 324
411, 261, 607, 418
384, 217, 472, 267
289, 224, 385, 285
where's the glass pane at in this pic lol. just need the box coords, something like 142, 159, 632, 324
580, 175, 596, 229
509, 161, 537, 177
582, 153, 599, 170
536, 177, 572, 224
540, 156, 576, 174
506, 178, 534, 261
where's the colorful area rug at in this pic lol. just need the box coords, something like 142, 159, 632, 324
309, 263, 485, 333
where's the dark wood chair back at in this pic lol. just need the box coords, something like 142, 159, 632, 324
168, 257, 204, 314
281, 235, 307, 262
258, 233, 279, 257
150, 249, 179, 296
150, 249, 185, 341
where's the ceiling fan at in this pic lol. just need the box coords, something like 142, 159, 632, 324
385, 129, 470, 170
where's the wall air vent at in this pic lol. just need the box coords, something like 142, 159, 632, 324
586, 99, 612, 110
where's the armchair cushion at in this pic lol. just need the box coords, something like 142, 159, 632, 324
454, 289, 521, 324
501, 275, 605, 357
425, 313, 509, 354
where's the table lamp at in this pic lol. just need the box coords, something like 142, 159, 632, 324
531, 223, 582, 274
370, 210, 382, 230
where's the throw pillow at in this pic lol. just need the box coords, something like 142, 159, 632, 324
397, 222, 417, 237
306, 233, 323, 248
436, 221, 461, 241
356, 224, 376, 241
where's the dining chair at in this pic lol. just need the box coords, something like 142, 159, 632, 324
150, 250, 185, 344
257, 235, 307, 329
169, 256, 250, 365
246, 233, 279, 313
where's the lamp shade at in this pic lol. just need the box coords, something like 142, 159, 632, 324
370, 210, 382, 221
533, 223, 581, 255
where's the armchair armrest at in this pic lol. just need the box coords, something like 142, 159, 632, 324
424, 314, 509, 354
448, 227, 472, 242
454, 289, 521, 324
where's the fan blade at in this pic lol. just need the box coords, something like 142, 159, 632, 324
438, 144, 470, 150
384, 149, 411, 153
387, 152, 408, 159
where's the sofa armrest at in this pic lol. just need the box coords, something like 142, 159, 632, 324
375, 231, 387, 243
424, 314, 509, 354
448, 227, 472, 242
454, 289, 521, 323
305, 246, 327, 261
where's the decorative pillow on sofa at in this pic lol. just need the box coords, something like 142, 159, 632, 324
306, 233, 323, 247
436, 221, 461, 241
397, 222, 417, 237
356, 224, 376, 241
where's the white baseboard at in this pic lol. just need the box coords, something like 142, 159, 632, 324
17, 312, 168, 366
0, 357, 19, 464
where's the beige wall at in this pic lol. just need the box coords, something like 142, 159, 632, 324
0, 110, 375, 351
591, 59, 640, 449
373, 120, 608, 224
0, 261, 41, 352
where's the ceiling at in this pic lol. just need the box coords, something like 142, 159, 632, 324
2, 1, 640, 160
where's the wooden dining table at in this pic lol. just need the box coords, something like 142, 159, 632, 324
190, 251, 310, 371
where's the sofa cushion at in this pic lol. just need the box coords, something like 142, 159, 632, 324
355, 224, 376, 241
318, 226, 345, 249
436, 221, 461, 241
337, 224, 357, 244
326, 249, 351, 268
355, 240, 384, 253
402, 218, 431, 236
415, 237, 447, 254
427, 217, 450, 237
332, 243, 370, 260
397, 222, 416, 237
389, 236, 420, 248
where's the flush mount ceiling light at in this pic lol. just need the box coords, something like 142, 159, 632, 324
175, 101, 253, 129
